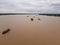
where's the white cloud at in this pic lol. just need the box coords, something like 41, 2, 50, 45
0, 0, 60, 13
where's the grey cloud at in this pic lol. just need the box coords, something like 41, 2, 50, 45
0, 0, 60, 13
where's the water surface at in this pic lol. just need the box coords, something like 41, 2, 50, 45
0, 15, 60, 45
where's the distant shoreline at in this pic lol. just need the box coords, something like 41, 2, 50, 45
0, 13, 60, 16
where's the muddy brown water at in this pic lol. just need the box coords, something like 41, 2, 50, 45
0, 15, 60, 45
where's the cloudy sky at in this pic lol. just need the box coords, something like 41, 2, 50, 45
0, 0, 60, 14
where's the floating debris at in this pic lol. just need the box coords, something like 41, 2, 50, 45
2, 29, 10, 34
38, 18, 40, 20
31, 18, 34, 21
27, 16, 29, 17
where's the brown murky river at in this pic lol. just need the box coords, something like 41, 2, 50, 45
0, 15, 60, 45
